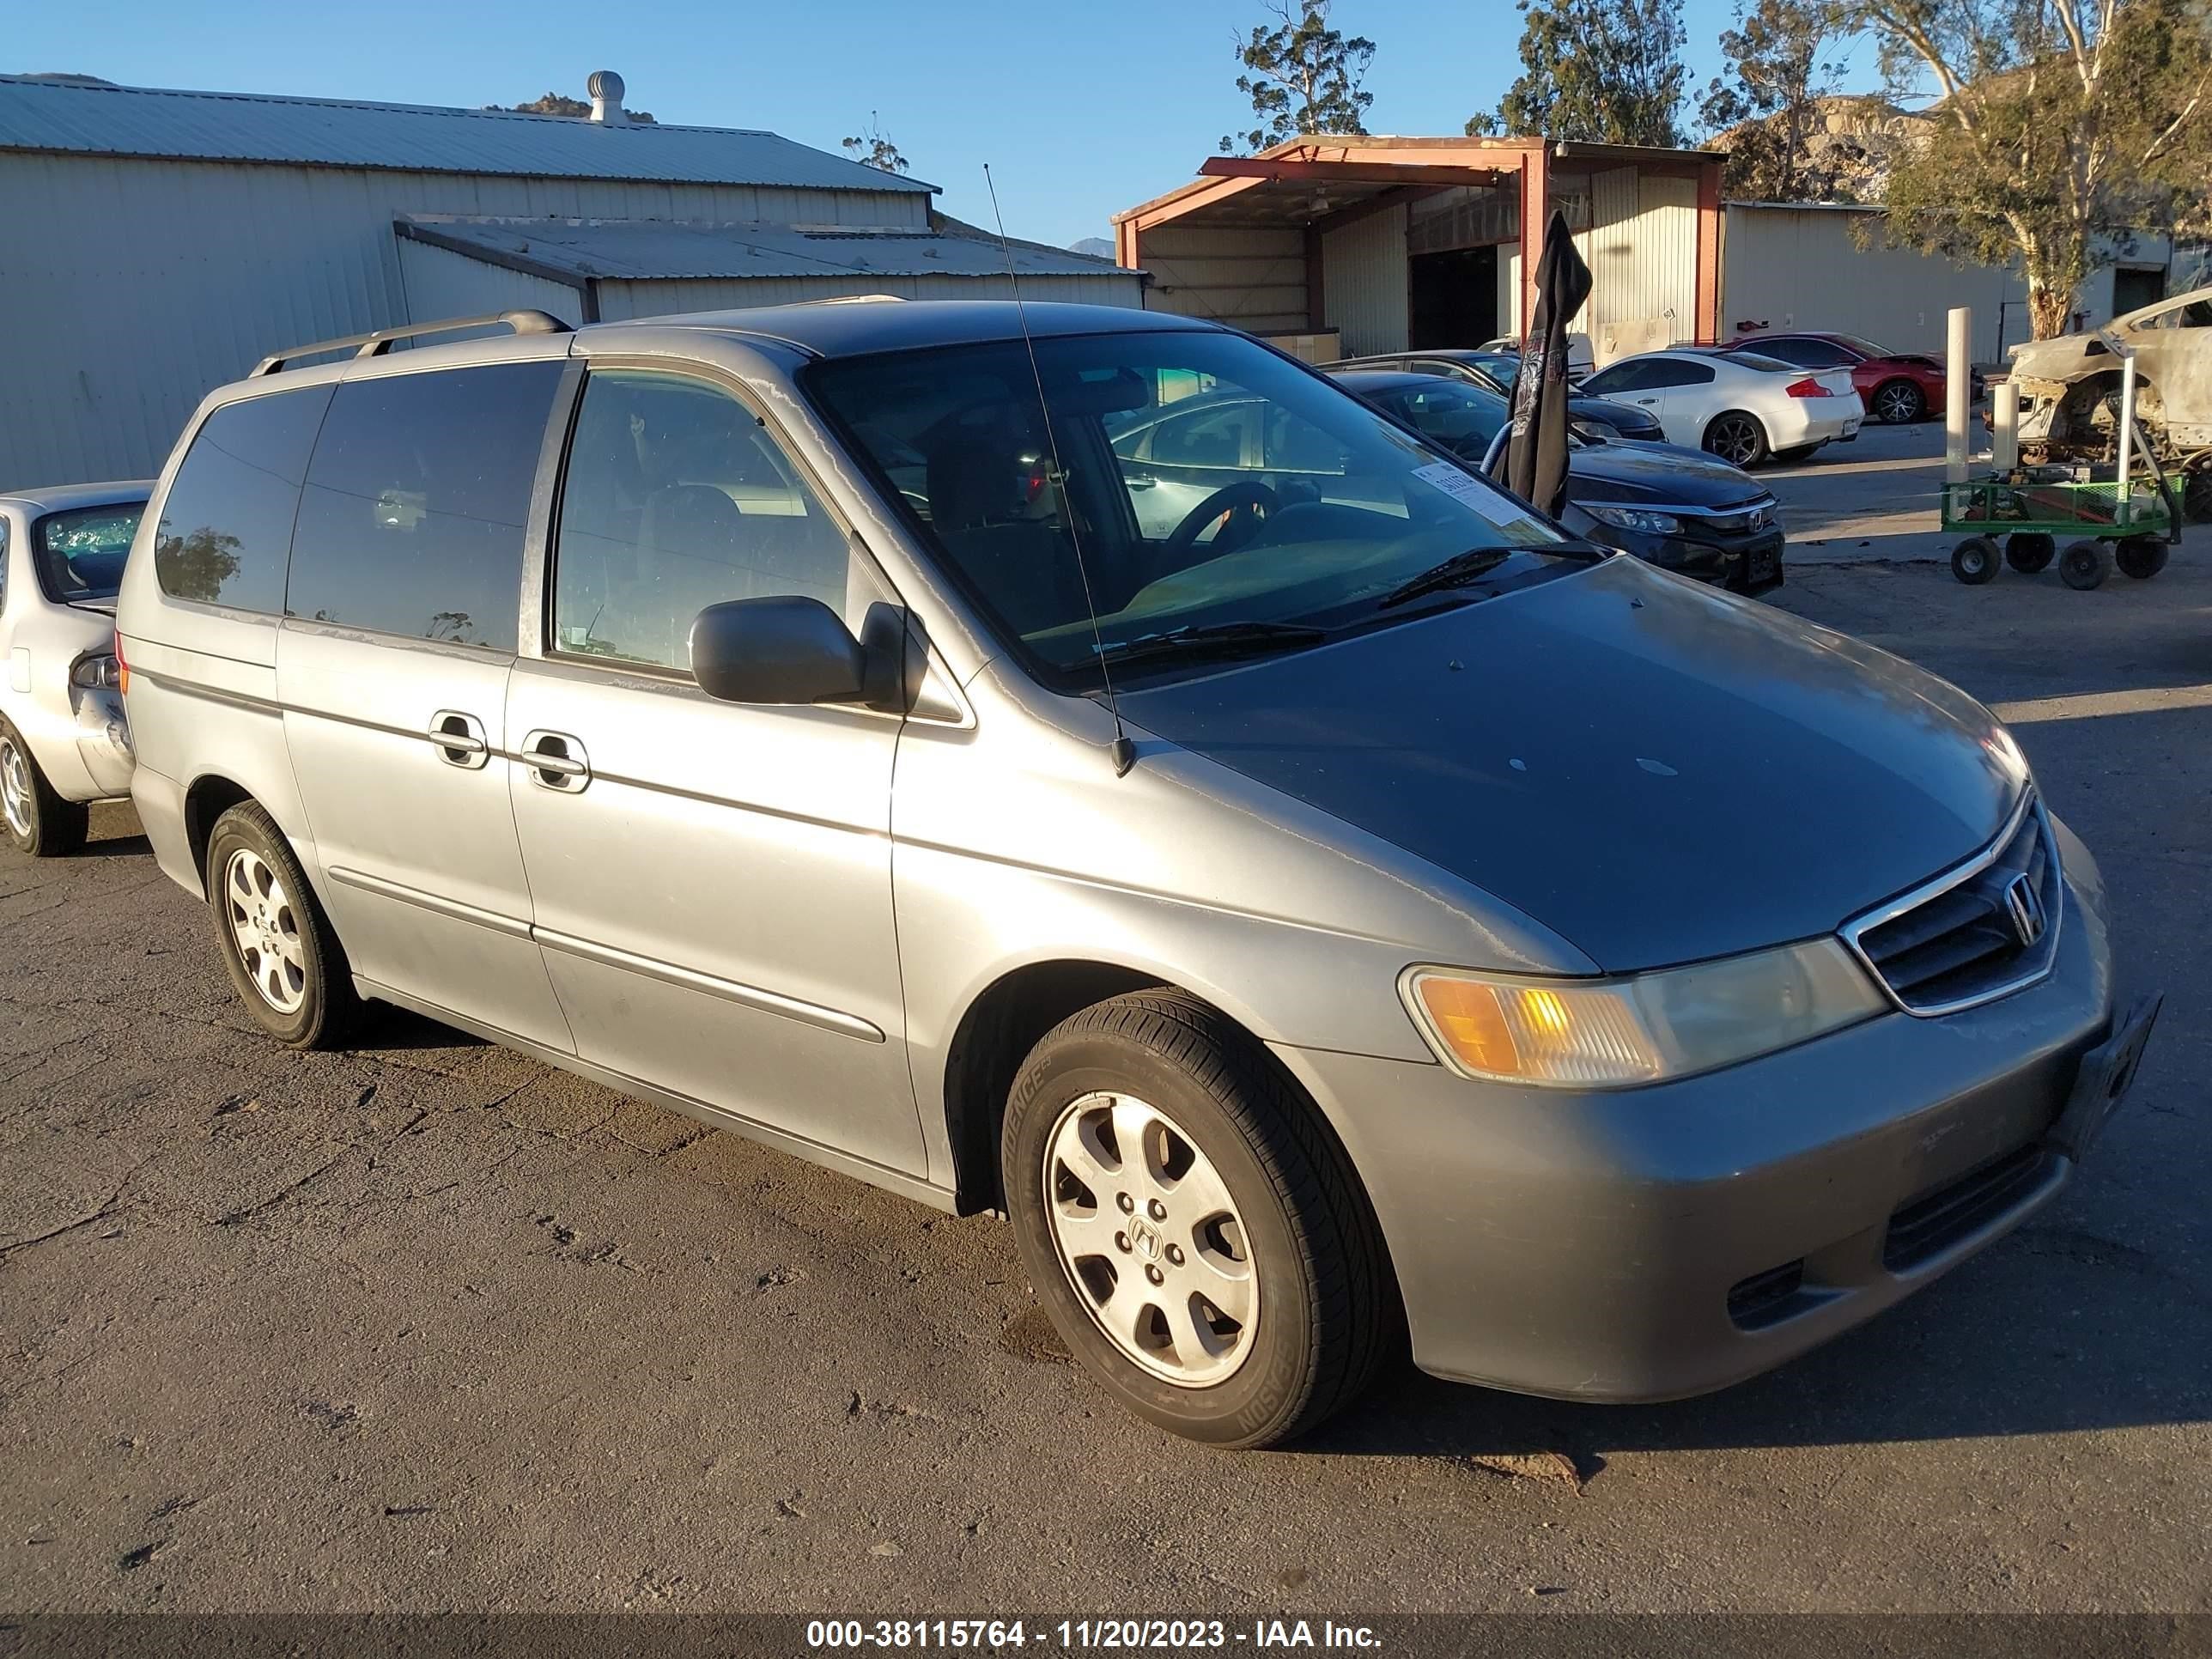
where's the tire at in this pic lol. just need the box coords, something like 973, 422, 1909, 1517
2185, 470, 2212, 525
1871, 378, 1926, 424
1951, 536, 1999, 585
203, 801, 360, 1048
2004, 532, 2056, 574
2116, 537, 2169, 580
1001, 989, 1393, 1449
1702, 411, 1770, 469
2059, 539, 2112, 591
0, 720, 88, 858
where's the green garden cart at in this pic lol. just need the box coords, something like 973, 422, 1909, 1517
1945, 434, 2182, 590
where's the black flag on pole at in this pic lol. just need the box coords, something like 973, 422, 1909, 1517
1499, 208, 1593, 518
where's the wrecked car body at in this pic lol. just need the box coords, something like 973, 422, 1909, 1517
2009, 285, 2212, 514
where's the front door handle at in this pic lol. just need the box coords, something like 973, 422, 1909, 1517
520, 730, 590, 792
1634, 397, 1659, 406
429, 710, 489, 769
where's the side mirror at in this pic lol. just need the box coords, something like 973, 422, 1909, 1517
689, 596, 922, 714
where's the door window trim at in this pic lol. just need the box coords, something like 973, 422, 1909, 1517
530, 354, 962, 726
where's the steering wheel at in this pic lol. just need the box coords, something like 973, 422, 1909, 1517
1165, 481, 1279, 556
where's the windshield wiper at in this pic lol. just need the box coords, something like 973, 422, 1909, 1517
1376, 538, 1607, 611
1091, 620, 1328, 670
1375, 546, 1519, 610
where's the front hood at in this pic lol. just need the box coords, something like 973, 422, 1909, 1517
1115, 556, 2026, 972
1565, 442, 1763, 505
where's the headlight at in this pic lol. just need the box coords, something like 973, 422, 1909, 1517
70, 653, 123, 690
1400, 939, 1887, 1087
1585, 504, 1682, 535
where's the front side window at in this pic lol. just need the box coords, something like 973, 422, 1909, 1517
155, 386, 334, 612
2141, 299, 2212, 330
551, 369, 865, 672
806, 328, 1576, 688
286, 361, 562, 652
33, 502, 145, 604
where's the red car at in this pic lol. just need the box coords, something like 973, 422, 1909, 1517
1719, 331, 1979, 425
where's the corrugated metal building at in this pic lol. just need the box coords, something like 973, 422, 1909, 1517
0, 73, 1140, 488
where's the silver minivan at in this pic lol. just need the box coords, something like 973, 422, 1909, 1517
118, 301, 2156, 1448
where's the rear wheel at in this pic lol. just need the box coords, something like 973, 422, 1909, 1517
2004, 532, 2056, 574
1703, 411, 1770, 469
2185, 470, 2212, 525
1951, 536, 1999, 585
2059, 539, 2112, 591
1002, 989, 1393, 1449
2116, 537, 2169, 580
204, 801, 360, 1048
1871, 378, 1926, 424
0, 720, 88, 858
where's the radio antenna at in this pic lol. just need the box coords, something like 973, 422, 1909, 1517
983, 163, 1137, 778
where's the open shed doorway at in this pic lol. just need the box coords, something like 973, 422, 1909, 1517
1409, 246, 1497, 349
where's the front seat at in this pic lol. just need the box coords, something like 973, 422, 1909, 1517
925, 427, 1084, 639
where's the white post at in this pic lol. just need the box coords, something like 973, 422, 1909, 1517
1992, 380, 2020, 473
1945, 307, 1972, 484
2114, 351, 2137, 528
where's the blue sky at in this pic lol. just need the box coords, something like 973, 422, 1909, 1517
10, 0, 1890, 248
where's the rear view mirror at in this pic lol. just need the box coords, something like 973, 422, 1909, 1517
689, 597, 924, 714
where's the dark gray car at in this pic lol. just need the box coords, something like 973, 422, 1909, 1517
115, 299, 2156, 1449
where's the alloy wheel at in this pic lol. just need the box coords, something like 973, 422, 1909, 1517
1874, 382, 1923, 423
0, 739, 31, 839
223, 848, 307, 1013
1707, 416, 1762, 467
1042, 1091, 1259, 1388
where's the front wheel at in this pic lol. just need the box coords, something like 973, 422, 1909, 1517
0, 720, 88, 858
2005, 532, 2056, 574
204, 801, 360, 1048
1871, 378, 1926, 424
1702, 411, 1770, 469
1002, 990, 1393, 1449
2116, 537, 2169, 580
1951, 536, 1999, 585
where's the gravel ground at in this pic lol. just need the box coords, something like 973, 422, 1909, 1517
2, 431, 2207, 1617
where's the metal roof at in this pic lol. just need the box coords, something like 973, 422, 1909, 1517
0, 74, 935, 193
398, 216, 1135, 283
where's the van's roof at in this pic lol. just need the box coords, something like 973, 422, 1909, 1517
599, 299, 1218, 360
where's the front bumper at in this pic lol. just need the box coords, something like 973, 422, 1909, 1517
1269, 870, 2119, 1403
1577, 516, 1785, 594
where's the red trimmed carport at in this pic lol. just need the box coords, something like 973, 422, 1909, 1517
1115, 137, 1725, 359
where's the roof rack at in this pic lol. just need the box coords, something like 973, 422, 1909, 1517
249, 309, 573, 378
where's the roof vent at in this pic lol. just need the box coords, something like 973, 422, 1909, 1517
586, 70, 628, 126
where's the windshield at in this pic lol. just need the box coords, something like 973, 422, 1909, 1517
1728, 351, 1802, 374
805, 330, 1577, 686
33, 501, 144, 603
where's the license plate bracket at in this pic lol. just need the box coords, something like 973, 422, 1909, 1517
2047, 993, 2162, 1161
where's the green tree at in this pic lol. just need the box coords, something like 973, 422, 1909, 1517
1698, 0, 1854, 198
1469, 0, 1688, 144
1857, 0, 2211, 337
492, 91, 657, 124
1220, 1, 1378, 154
842, 112, 911, 175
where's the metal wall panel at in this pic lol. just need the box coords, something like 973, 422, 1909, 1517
1136, 223, 1310, 335
395, 237, 588, 327
1322, 205, 1409, 356
0, 151, 927, 488
1720, 204, 2029, 356
1579, 169, 1697, 358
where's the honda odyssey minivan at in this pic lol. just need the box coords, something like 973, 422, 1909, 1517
118, 301, 2157, 1448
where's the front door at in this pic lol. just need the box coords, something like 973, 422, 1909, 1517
503, 362, 923, 1176
277, 355, 573, 1050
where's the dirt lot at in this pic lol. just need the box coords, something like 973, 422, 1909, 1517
3, 433, 2209, 1615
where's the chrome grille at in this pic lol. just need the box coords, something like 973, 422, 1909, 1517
1680, 497, 1778, 537
1843, 795, 2062, 1016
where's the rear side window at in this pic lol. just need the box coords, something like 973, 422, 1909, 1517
34, 502, 145, 603
154, 386, 333, 611
286, 362, 562, 652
